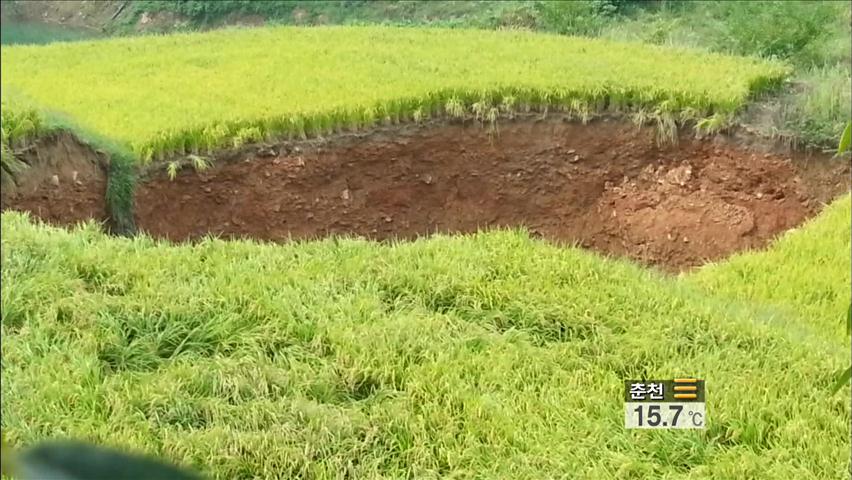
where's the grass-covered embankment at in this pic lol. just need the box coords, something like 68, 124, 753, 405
688, 193, 852, 344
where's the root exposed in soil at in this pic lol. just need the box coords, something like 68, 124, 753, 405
131, 118, 849, 272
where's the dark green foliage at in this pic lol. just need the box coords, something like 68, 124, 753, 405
130, 0, 539, 29
134, 0, 312, 22
129, 0, 653, 32
105, 153, 138, 237
588, 0, 649, 16
711, 1, 839, 66
495, 1, 675, 38
533, 0, 614, 36
531, 0, 663, 38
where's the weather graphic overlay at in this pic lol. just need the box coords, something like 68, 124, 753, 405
624, 379, 706, 429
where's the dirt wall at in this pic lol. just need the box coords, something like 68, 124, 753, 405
1, 132, 109, 228
133, 118, 850, 272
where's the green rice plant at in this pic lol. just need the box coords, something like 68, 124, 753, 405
694, 112, 734, 138
188, 154, 212, 173
232, 126, 263, 148
833, 302, 852, 394
838, 121, 852, 157
653, 111, 678, 146
445, 96, 465, 119
499, 94, 517, 119
0, 101, 44, 147
165, 155, 212, 181
411, 106, 425, 123
471, 100, 489, 123
486, 106, 499, 131
0, 25, 789, 164
0, 135, 26, 188
166, 161, 181, 181
630, 107, 650, 129
0, 99, 46, 185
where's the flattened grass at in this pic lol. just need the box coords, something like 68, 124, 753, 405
2, 208, 848, 479
0, 25, 788, 162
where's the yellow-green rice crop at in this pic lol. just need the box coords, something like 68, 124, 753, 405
0, 25, 789, 163
2, 196, 849, 478
0, 97, 45, 182
688, 193, 852, 344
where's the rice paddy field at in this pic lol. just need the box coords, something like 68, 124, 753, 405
0, 25, 788, 162
1, 21, 850, 480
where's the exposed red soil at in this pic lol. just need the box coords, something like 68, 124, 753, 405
134, 118, 850, 272
0, 132, 109, 228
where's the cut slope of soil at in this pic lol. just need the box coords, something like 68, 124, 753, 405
134, 118, 850, 272
0, 132, 109, 228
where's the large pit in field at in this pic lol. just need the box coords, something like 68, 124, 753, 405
2, 117, 849, 272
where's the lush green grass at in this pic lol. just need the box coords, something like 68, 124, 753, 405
2, 199, 850, 479
0, 24, 787, 163
777, 65, 852, 149
0, 98, 45, 183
